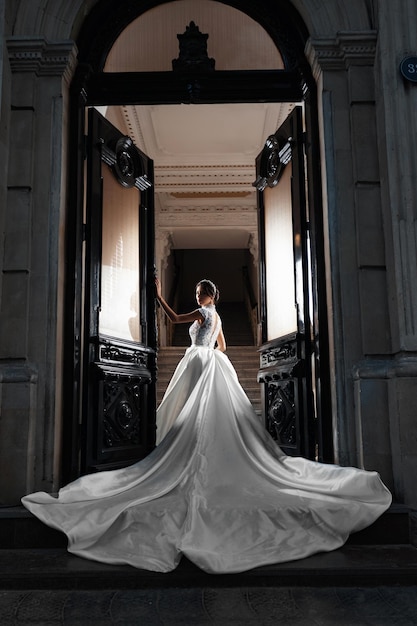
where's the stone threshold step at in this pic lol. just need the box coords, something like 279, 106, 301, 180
0, 504, 412, 550
0, 545, 416, 590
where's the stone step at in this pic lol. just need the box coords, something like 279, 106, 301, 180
0, 543, 417, 590
156, 345, 262, 411
0, 504, 412, 552
157, 349, 259, 362
0, 507, 416, 594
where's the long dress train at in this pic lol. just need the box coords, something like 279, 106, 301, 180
22, 304, 391, 574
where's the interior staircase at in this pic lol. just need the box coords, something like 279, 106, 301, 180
156, 345, 262, 416
158, 301, 261, 414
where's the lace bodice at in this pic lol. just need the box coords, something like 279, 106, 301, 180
189, 305, 221, 349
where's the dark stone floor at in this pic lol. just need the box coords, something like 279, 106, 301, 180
1, 504, 416, 624
2, 584, 417, 625
0, 545, 417, 625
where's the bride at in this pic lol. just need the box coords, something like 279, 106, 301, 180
22, 278, 391, 574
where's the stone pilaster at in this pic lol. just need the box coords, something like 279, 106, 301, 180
372, 0, 417, 505
155, 231, 173, 347
0, 37, 76, 502
305, 32, 393, 486
374, 1, 417, 351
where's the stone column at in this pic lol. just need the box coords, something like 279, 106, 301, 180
306, 32, 394, 490
0, 37, 76, 502
155, 230, 173, 346
373, 0, 417, 505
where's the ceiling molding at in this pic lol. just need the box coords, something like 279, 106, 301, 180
170, 191, 251, 198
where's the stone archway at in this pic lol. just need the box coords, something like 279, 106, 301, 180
4, 0, 405, 502
66, 0, 337, 466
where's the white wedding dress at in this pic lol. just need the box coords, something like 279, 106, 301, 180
22, 304, 391, 574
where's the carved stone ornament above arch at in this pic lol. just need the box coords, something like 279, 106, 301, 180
104, 2, 284, 73
305, 31, 377, 80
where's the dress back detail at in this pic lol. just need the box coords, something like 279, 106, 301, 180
189, 305, 221, 349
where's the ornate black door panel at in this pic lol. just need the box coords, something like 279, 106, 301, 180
82, 108, 156, 473
257, 333, 309, 456
255, 107, 316, 458
266, 379, 297, 450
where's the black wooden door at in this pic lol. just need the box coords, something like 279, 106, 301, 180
81, 108, 156, 473
255, 106, 317, 459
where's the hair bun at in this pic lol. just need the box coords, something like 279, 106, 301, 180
197, 279, 219, 304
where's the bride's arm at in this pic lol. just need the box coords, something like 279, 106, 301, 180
155, 278, 203, 324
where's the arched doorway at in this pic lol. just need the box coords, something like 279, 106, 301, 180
63, 0, 331, 482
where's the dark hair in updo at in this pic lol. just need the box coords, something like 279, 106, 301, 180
196, 279, 220, 304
